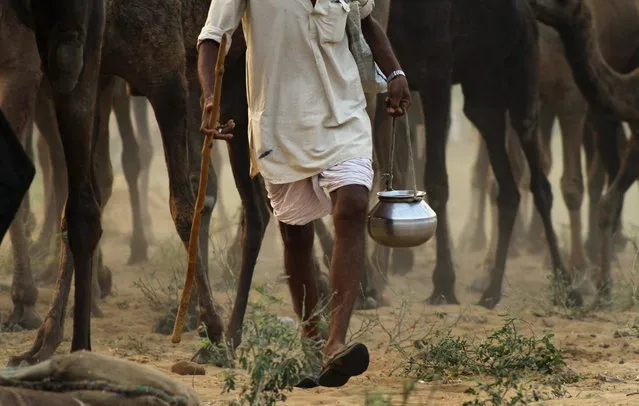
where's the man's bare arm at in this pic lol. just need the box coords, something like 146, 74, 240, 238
360, 15, 411, 116
198, 38, 234, 139
360, 16, 401, 77
198, 39, 221, 100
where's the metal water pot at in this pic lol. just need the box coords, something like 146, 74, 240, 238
367, 116, 437, 247
368, 190, 437, 247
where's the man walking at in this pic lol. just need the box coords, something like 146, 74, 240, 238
198, 0, 410, 387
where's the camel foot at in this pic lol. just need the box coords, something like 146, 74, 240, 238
3, 305, 42, 331
426, 290, 459, 305
477, 282, 502, 309
552, 289, 583, 309
127, 248, 148, 265
153, 308, 199, 336
477, 295, 500, 310
390, 248, 414, 276
98, 266, 113, 299
7, 314, 63, 367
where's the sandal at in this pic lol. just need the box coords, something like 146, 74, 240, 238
318, 342, 369, 387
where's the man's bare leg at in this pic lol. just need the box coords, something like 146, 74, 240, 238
279, 222, 321, 340
324, 184, 368, 356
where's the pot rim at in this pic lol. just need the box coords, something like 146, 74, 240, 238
376, 189, 426, 202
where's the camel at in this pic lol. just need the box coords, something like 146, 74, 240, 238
1, 75, 156, 332
1, 0, 108, 362
378, 0, 581, 309
528, 0, 639, 304
4, 0, 266, 366
463, 6, 639, 294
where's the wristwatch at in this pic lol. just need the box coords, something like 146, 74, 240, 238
386, 70, 406, 83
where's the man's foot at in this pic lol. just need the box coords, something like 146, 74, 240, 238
318, 343, 369, 387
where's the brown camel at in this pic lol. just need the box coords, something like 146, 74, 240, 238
2, 76, 156, 331
528, 0, 639, 304
6, 0, 264, 365
3, 0, 108, 362
464, 8, 639, 295
379, 0, 581, 308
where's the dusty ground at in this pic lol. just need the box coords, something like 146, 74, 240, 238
0, 95, 638, 405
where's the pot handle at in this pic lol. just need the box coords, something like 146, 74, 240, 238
385, 115, 418, 197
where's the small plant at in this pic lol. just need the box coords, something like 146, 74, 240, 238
404, 317, 578, 405
219, 285, 323, 406
132, 268, 182, 311
132, 238, 184, 311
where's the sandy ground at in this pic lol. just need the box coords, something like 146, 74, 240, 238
0, 94, 638, 405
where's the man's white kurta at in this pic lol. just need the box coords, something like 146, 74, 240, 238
198, 0, 375, 184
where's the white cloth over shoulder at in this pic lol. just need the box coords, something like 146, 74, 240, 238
264, 157, 374, 226
358, 0, 375, 19
197, 0, 374, 184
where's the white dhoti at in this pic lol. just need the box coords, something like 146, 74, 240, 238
264, 158, 374, 226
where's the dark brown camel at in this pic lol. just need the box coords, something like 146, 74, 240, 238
528, 0, 639, 304
380, 0, 581, 308
464, 8, 639, 294
3, 76, 157, 331
6, 0, 267, 365
2, 0, 108, 362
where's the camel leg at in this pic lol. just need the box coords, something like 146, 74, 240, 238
505, 121, 528, 258
583, 123, 605, 263
130, 94, 154, 242
0, 7, 43, 330
596, 131, 639, 306
186, 77, 218, 292
212, 146, 231, 225
459, 133, 490, 252
611, 129, 630, 251
504, 39, 581, 309
31, 125, 62, 264
526, 105, 555, 255
471, 119, 527, 293
555, 99, 589, 287
416, 52, 459, 305
112, 78, 149, 264
7, 1, 105, 367
462, 80, 519, 309
139, 62, 224, 343
590, 115, 627, 306
33, 84, 68, 285
218, 64, 270, 349
89, 75, 130, 309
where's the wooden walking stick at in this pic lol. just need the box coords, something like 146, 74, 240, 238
171, 34, 228, 344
